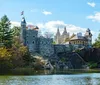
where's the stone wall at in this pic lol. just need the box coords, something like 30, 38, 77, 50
25, 29, 71, 56
54, 44, 69, 54
39, 37, 54, 57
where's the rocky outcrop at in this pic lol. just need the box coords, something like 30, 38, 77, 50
68, 53, 86, 69
78, 48, 100, 62
48, 52, 87, 69
31, 48, 100, 70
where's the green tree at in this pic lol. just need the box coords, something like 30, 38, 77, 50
11, 26, 21, 36
93, 32, 100, 48
0, 15, 13, 48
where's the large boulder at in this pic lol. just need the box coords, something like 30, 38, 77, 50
78, 48, 100, 62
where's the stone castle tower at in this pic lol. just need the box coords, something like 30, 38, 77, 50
20, 15, 38, 52
20, 14, 54, 56
21, 16, 27, 45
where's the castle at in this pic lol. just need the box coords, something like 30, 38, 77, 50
20, 15, 92, 57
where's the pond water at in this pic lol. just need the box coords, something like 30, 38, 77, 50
0, 73, 100, 85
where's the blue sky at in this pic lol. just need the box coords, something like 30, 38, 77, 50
0, 0, 100, 42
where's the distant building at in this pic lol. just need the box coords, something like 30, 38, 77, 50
54, 27, 92, 49
54, 27, 69, 44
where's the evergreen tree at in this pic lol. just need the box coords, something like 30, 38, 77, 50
11, 26, 21, 36
0, 15, 13, 48
93, 32, 100, 48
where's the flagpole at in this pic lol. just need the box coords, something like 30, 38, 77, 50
21, 11, 24, 17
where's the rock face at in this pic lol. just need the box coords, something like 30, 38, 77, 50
78, 48, 100, 62
48, 51, 87, 69
31, 47, 100, 69
49, 48, 100, 69
68, 53, 86, 69
50, 47, 100, 69
32, 48, 100, 69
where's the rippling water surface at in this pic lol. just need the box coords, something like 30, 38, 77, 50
0, 73, 100, 85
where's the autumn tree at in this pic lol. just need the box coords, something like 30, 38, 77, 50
44, 32, 53, 38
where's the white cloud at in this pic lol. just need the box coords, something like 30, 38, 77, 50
10, 21, 20, 27
10, 21, 33, 28
36, 20, 88, 35
87, 2, 96, 7
87, 12, 100, 22
37, 20, 96, 43
42, 10, 52, 15
10, 20, 96, 42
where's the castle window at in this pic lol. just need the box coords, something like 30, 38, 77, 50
33, 36, 35, 37
33, 41, 34, 44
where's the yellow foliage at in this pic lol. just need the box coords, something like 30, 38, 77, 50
64, 34, 76, 43
0, 47, 12, 60
70, 33, 76, 39
18, 46, 28, 56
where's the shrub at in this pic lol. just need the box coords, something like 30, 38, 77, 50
87, 62, 97, 68
0, 47, 13, 72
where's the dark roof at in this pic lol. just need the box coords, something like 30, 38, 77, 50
21, 17, 26, 23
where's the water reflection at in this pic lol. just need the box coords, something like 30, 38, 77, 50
0, 73, 100, 85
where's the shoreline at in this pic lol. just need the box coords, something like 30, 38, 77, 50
1, 68, 100, 75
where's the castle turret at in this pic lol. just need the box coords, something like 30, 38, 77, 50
61, 26, 69, 43
56, 27, 60, 36
21, 14, 27, 45
55, 27, 61, 44
85, 28, 92, 47
62, 26, 67, 35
